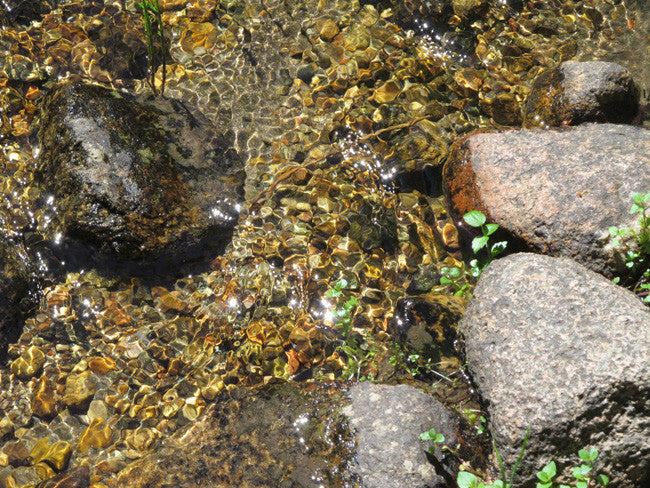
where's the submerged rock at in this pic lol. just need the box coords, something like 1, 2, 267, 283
443, 123, 650, 277
0, 1, 57, 26
35, 82, 245, 273
523, 61, 640, 128
115, 381, 458, 487
0, 238, 38, 359
460, 253, 650, 487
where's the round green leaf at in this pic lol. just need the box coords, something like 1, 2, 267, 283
472, 236, 489, 254
463, 211, 487, 227
457, 471, 479, 488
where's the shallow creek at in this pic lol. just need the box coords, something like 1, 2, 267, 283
0, 0, 647, 486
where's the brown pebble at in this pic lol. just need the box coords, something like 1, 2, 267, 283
10, 345, 46, 379
63, 371, 96, 412
88, 356, 116, 375
36, 465, 90, 488
31, 375, 57, 419
441, 222, 460, 250
77, 418, 113, 454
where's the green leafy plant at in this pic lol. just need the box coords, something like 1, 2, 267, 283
138, 0, 167, 95
440, 264, 472, 298
325, 279, 376, 380
420, 427, 445, 455
452, 427, 530, 488
463, 211, 507, 277
388, 343, 456, 383
535, 448, 609, 488
609, 192, 650, 303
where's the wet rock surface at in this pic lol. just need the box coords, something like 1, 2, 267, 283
116, 382, 357, 488
343, 381, 459, 488
0, 1, 57, 27
443, 123, 650, 277
35, 81, 245, 270
523, 60, 640, 128
0, 239, 38, 358
117, 381, 459, 488
460, 253, 650, 488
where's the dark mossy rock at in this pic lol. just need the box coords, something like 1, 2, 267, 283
0, 1, 57, 26
115, 381, 458, 488
523, 61, 640, 128
0, 238, 40, 360
35, 82, 245, 274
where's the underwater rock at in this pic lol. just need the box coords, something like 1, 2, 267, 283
523, 61, 640, 127
460, 253, 650, 488
0, 1, 57, 26
443, 123, 650, 278
35, 82, 245, 273
0, 238, 38, 359
391, 294, 464, 359
115, 381, 457, 487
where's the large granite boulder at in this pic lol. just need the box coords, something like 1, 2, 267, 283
115, 381, 459, 487
35, 82, 245, 272
460, 253, 650, 487
523, 61, 640, 128
442, 123, 650, 278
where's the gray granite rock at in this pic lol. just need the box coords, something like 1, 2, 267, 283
460, 253, 650, 487
343, 382, 458, 488
443, 123, 650, 278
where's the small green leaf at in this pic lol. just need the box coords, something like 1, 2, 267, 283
632, 192, 647, 205
538, 461, 556, 481
485, 223, 499, 236
435, 433, 445, 443
490, 241, 508, 257
472, 236, 489, 254
457, 471, 479, 488
463, 211, 487, 227
586, 447, 599, 462
609, 226, 619, 236
447, 267, 462, 277
536, 482, 552, 488
630, 203, 642, 214
596, 474, 609, 486
576, 481, 587, 488
440, 276, 452, 285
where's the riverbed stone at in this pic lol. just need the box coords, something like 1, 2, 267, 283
343, 381, 458, 488
35, 81, 245, 270
523, 61, 640, 127
115, 381, 457, 487
62, 371, 96, 413
0, 1, 56, 26
442, 123, 650, 277
460, 253, 650, 487
0, 239, 37, 359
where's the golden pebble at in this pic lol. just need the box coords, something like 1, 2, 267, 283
10, 346, 46, 379
77, 418, 113, 454
88, 356, 116, 375
29, 438, 72, 472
